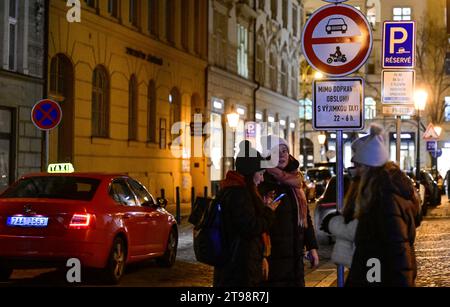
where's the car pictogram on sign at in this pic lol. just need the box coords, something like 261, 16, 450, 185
326, 18, 348, 34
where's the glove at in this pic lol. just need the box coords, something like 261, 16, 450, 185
320, 211, 340, 234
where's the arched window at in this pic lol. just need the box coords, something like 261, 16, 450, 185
92, 66, 110, 137
129, 75, 138, 140
365, 97, 377, 120
148, 80, 157, 142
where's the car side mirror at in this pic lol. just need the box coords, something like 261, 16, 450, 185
156, 197, 168, 208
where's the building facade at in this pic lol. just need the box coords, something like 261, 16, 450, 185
48, 0, 208, 202
302, 0, 450, 176
0, 0, 45, 191
207, 0, 302, 191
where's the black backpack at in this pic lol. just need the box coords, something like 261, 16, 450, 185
190, 191, 230, 267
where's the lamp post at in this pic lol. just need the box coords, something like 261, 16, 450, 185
227, 110, 240, 170
414, 90, 428, 186
318, 132, 327, 162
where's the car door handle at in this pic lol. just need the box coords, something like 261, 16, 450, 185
123, 213, 132, 219
145, 214, 152, 218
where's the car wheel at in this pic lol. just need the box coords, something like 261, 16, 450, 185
103, 236, 127, 284
0, 265, 12, 281
157, 227, 178, 268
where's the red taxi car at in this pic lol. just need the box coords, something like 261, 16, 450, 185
0, 173, 178, 284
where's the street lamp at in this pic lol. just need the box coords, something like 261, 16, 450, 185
318, 132, 326, 162
414, 89, 428, 186
227, 110, 240, 170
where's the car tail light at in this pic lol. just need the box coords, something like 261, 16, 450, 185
69, 213, 94, 229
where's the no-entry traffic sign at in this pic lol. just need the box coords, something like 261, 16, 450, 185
313, 77, 364, 131
301, 4, 373, 77
31, 99, 62, 131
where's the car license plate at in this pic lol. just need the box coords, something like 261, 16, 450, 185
6, 216, 49, 228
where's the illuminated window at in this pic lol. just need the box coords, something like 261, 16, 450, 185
393, 7, 411, 21
299, 98, 312, 120
237, 24, 249, 78
365, 97, 377, 120
445, 97, 450, 122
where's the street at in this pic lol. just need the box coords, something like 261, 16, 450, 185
2, 200, 448, 287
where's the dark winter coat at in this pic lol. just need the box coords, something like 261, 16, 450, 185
346, 163, 420, 287
258, 156, 318, 287
213, 171, 275, 287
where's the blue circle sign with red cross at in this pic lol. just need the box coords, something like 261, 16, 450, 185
301, 4, 373, 77
31, 99, 62, 131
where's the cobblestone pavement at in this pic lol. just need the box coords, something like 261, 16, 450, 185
415, 217, 450, 287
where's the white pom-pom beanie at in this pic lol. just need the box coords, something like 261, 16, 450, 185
260, 135, 290, 158
351, 123, 389, 167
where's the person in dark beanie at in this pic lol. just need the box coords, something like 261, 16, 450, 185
213, 140, 280, 287
258, 135, 319, 287
344, 123, 420, 287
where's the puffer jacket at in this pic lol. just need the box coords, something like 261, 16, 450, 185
213, 171, 275, 287
258, 156, 318, 286
346, 163, 420, 287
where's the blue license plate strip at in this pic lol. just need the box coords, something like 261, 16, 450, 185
6, 216, 49, 227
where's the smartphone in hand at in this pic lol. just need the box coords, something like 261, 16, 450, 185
272, 193, 286, 203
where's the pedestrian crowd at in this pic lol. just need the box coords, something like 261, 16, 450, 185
195, 123, 421, 287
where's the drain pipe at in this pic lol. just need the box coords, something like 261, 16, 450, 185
252, 1, 260, 122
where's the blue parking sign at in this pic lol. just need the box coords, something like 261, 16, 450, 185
383, 21, 415, 68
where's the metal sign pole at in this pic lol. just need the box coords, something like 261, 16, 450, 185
336, 130, 345, 287
396, 116, 401, 165
46, 130, 49, 170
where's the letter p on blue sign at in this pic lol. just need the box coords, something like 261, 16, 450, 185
383, 21, 415, 69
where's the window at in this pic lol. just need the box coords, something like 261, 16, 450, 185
109, 180, 137, 206
108, 0, 118, 18
128, 179, 154, 206
92, 66, 110, 137
365, 97, 377, 120
256, 40, 265, 84
293, 4, 298, 36
393, 7, 411, 21
282, 0, 288, 28
148, 0, 159, 35
445, 97, 450, 122
237, 24, 249, 78
194, 0, 201, 54
6, 0, 18, 71
299, 98, 312, 120
271, 0, 278, 20
181, 0, 189, 50
213, 11, 227, 68
129, 0, 139, 26
50, 55, 68, 95
129, 75, 138, 140
269, 51, 277, 91
166, 0, 175, 44
148, 81, 157, 143
281, 59, 288, 96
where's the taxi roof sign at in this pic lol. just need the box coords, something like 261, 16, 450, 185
48, 163, 75, 173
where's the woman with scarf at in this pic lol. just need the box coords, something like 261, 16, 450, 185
213, 141, 280, 287
259, 136, 319, 287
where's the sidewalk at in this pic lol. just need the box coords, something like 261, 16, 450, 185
177, 213, 340, 287
426, 194, 450, 218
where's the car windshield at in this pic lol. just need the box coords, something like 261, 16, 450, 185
321, 176, 351, 203
0, 176, 101, 201
329, 18, 344, 25
307, 169, 331, 181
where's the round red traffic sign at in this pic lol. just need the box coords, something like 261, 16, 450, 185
31, 99, 62, 131
301, 4, 372, 77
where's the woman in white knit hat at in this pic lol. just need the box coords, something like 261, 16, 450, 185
336, 123, 420, 287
